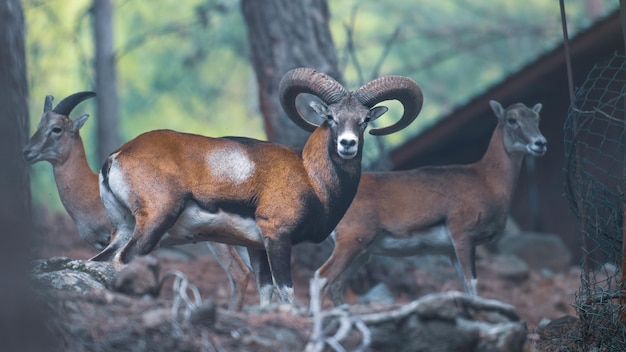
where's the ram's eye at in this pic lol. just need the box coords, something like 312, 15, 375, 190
51, 127, 62, 134
327, 114, 335, 121
364, 117, 371, 123
506, 117, 517, 126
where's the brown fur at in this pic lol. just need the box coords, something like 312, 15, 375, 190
95, 124, 365, 305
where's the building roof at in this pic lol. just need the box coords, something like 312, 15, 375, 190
390, 9, 623, 170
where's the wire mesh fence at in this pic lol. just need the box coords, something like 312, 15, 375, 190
563, 52, 626, 351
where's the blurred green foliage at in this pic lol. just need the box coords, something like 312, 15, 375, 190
22, 0, 614, 212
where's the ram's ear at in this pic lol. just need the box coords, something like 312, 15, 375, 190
72, 114, 90, 132
310, 101, 330, 118
367, 106, 388, 123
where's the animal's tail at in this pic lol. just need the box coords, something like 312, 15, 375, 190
90, 155, 124, 262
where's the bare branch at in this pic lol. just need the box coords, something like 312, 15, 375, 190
369, 25, 402, 81
343, 5, 364, 86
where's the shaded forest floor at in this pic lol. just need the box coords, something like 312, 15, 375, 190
32, 210, 584, 351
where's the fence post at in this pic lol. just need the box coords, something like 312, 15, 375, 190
620, 0, 626, 324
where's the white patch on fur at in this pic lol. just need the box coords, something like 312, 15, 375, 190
100, 153, 133, 227
470, 278, 478, 296
328, 230, 337, 244
207, 147, 255, 184
259, 285, 274, 307
275, 286, 294, 303
163, 201, 262, 245
99, 154, 139, 260
369, 224, 453, 257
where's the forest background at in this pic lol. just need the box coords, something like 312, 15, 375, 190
23, 0, 614, 211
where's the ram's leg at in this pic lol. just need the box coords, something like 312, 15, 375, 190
331, 252, 371, 305
230, 245, 252, 310
207, 242, 252, 311
263, 236, 294, 304
315, 224, 375, 307
315, 243, 370, 307
118, 204, 183, 265
447, 224, 478, 295
248, 248, 274, 306
465, 242, 478, 295
90, 214, 135, 268
93, 171, 135, 265
90, 227, 125, 262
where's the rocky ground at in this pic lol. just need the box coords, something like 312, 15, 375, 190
31, 210, 585, 351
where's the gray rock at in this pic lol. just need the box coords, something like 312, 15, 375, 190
503, 217, 523, 236
486, 216, 522, 252
491, 254, 530, 282
141, 308, 172, 329
31, 256, 116, 294
111, 255, 161, 297
497, 232, 572, 272
358, 282, 395, 305
189, 300, 217, 327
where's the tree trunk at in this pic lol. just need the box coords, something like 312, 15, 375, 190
241, 0, 342, 271
241, 0, 342, 149
0, 0, 57, 349
93, 0, 120, 165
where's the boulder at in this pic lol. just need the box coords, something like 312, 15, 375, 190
485, 216, 522, 252
358, 282, 395, 305
497, 232, 572, 273
111, 255, 160, 297
491, 254, 530, 282
31, 256, 116, 294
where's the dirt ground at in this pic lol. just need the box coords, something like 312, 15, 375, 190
32, 210, 583, 350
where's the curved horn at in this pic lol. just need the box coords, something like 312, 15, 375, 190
279, 67, 347, 132
52, 91, 96, 116
44, 95, 54, 113
354, 76, 423, 136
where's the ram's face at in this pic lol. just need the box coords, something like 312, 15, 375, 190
311, 96, 387, 160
